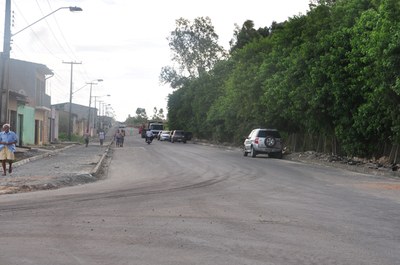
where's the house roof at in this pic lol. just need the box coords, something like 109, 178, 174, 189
8, 57, 53, 76
36, 64, 53, 76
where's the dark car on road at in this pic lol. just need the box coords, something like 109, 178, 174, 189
184, 131, 193, 141
171, 130, 186, 143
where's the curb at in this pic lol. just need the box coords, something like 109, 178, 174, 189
90, 143, 112, 176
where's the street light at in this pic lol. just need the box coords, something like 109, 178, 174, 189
1, 1, 83, 125
3, 2, 83, 58
87, 79, 103, 134
92, 94, 111, 115
11, 6, 83, 38
92, 94, 111, 130
99, 101, 111, 130
103, 104, 113, 130
101, 103, 111, 129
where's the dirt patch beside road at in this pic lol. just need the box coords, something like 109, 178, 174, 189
284, 151, 400, 178
193, 139, 400, 178
0, 142, 108, 195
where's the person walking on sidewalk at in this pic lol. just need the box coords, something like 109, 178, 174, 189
99, 131, 105, 146
114, 130, 122, 147
84, 131, 90, 147
0, 124, 18, 176
120, 129, 125, 147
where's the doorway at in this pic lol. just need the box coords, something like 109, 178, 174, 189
18, 114, 23, 146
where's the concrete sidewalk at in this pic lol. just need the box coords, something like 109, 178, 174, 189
0, 139, 112, 195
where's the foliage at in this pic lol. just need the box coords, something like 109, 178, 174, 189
125, 108, 148, 126
58, 133, 84, 143
160, 17, 227, 89
151, 107, 165, 120
165, 0, 400, 159
229, 20, 269, 53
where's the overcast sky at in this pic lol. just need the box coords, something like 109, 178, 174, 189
1, 0, 311, 121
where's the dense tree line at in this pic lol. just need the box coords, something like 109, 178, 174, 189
125, 107, 165, 127
162, 0, 400, 161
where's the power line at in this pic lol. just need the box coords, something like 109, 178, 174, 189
11, 0, 91, 104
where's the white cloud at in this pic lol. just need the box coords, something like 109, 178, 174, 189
1, 0, 310, 121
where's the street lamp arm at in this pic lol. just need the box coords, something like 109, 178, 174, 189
12, 6, 83, 37
73, 79, 102, 95
72, 83, 88, 95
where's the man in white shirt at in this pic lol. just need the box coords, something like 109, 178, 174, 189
145, 130, 153, 142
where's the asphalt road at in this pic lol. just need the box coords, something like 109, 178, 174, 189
0, 134, 399, 265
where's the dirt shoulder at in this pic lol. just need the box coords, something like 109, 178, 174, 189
1, 142, 111, 195
193, 139, 400, 178
284, 151, 400, 179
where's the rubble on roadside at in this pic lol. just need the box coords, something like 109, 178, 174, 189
194, 139, 400, 177
284, 151, 400, 177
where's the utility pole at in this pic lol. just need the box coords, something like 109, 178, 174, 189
0, 0, 11, 125
1, 1, 81, 126
63, 61, 82, 141
85, 79, 103, 135
2, 0, 11, 58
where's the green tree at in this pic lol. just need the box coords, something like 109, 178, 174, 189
136, 108, 147, 119
125, 108, 148, 126
160, 16, 227, 87
164, 0, 400, 161
167, 85, 193, 130
229, 20, 269, 53
344, 0, 400, 155
151, 107, 165, 120
163, 16, 227, 134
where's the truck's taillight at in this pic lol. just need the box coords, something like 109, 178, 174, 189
254, 137, 259, 144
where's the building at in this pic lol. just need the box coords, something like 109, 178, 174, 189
0, 57, 53, 145
52, 102, 97, 138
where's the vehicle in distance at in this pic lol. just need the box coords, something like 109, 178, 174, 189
171, 130, 186, 143
243, 128, 283, 158
158, 130, 171, 141
148, 122, 164, 136
184, 131, 193, 141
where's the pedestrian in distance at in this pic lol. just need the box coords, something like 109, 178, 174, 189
84, 130, 90, 147
0, 123, 18, 176
120, 129, 125, 147
99, 131, 105, 146
114, 129, 122, 147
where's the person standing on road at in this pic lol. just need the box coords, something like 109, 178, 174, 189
120, 129, 125, 147
84, 131, 90, 147
99, 131, 105, 146
114, 130, 122, 147
0, 124, 18, 176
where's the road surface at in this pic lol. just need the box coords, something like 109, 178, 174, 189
1, 134, 399, 265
